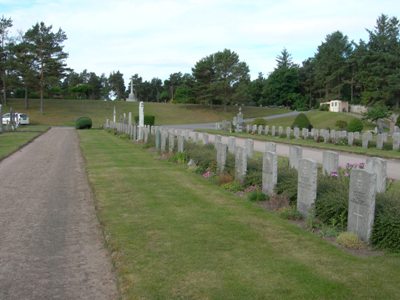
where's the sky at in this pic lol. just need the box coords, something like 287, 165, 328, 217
1, 0, 400, 84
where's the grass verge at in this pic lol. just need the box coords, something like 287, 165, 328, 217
0, 125, 49, 160
78, 129, 400, 299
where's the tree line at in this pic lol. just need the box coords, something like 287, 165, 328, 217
1, 14, 399, 112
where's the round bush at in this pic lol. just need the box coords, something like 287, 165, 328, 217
291, 113, 313, 130
335, 120, 348, 130
252, 118, 267, 126
347, 118, 363, 132
75, 117, 92, 129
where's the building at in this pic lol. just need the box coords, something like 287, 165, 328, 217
320, 100, 349, 113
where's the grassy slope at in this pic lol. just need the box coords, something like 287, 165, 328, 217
0, 125, 49, 160
262, 111, 374, 130
79, 130, 400, 299
4, 99, 288, 127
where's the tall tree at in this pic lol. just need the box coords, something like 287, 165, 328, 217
192, 49, 249, 109
359, 14, 400, 107
10, 37, 36, 108
314, 31, 353, 101
24, 22, 68, 113
0, 16, 12, 105
108, 71, 125, 100
263, 49, 302, 108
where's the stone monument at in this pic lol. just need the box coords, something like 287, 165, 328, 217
127, 78, 138, 102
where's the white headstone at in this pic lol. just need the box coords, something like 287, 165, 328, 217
262, 151, 278, 195
297, 158, 318, 217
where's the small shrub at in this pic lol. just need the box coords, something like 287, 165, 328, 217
371, 191, 400, 251
278, 206, 302, 220
318, 225, 340, 238
335, 120, 348, 130
291, 113, 313, 130
305, 209, 322, 231
276, 165, 298, 205
244, 157, 263, 187
347, 118, 363, 132
185, 142, 216, 174
248, 191, 267, 202
134, 115, 156, 126
169, 152, 188, 164
221, 181, 243, 193
336, 232, 365, 249
319, 104, 329, 111
253, 118, 267, 126
75, 116, 92, 129
315, 173, 349, 231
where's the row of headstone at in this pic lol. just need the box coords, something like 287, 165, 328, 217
233, 121, 400, 151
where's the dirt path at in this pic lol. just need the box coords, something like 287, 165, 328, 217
0, 127, 118, 300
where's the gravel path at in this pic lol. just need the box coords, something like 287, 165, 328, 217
0, 127, 118, 300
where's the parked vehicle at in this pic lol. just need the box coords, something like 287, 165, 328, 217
17, 113, 30, 125
1, 112, 29, 125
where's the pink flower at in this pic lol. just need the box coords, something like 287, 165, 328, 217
330, 171, 338, 177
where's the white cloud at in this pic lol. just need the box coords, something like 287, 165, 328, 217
2, 0, 400, 83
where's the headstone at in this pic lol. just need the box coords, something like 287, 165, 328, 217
393, 132, 400, 151
257, 125, 263, 135
362, 132, 369, 149
155, 128, 161, 150
347, 132, 354, 146
348, 169, 377, 242
252, 124, 257, 133
128, 112, 132, 126
289, 146, 303, 170
294, 127, 300, 139
286, 127, 291, 139
264, 125, 269, 136
394, 126, 400, 133
354, 132, 360, 140
265, 142, 276, 153
235, 147, 247, 183
228, 137, 236, 154
297, 158, 318, 217
376, 134, 384, 150
177, 135, 184, 153
302, 128, 308, 139
246, 124, 251, 133
341, 130, 348, 138
271, 126, 276, 137
322, 151, 339, 176
323, 130, 329, 143
193, 132, 199, 143
144, 127, 149, 143
202, 133, 209, 144
366, 157, 387, 193
0, 104, 2, 133
382, 132, 388, 143
139, 101, 144, 127
278, 126, 283, 136
168, 133, 175, 153
113, 106, 116, 123
262, 151, 278, 195
214, 135, 222, 144
216, 143, 228, 174
313, 129, 320, 142
330, 129, 336, 142
245, 139, 254, 158
161, 131, 167, 152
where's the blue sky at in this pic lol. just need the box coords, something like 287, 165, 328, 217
1, 0, 399, 84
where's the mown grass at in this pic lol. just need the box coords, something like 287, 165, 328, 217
79, 129, 400, 299
4, 99, 288, 127
0, 125, 49, 160
261, 111, 374, 130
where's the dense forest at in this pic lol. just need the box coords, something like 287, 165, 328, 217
0, 14, 399, 111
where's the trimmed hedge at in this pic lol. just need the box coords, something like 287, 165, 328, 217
134, 115, 155, 126
291, 113, 313, 130
75, 116, 92, 129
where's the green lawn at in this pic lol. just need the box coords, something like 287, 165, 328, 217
79, 129, 400, 299
4, 99, 288, 127
260, 110, 374, 130
0, 125, 49, 160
